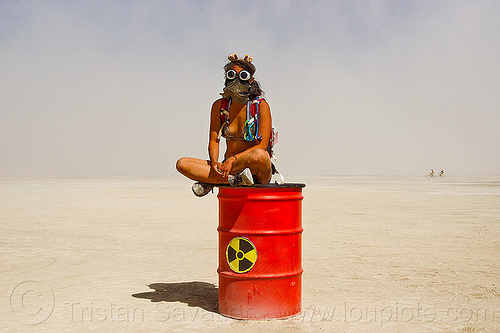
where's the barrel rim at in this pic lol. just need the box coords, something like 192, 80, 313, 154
218, 183, 305, 189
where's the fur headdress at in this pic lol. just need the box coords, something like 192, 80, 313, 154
228, 53, 253, 63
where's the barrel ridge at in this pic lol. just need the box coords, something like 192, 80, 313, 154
217, 228, 303, 235
217, 269, 303, 279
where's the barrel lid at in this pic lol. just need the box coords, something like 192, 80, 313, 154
218, 183, 305, 188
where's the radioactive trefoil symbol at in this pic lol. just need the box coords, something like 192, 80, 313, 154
226, 237, 257, 273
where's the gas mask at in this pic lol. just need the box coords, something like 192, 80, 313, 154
219, 69, 253, 104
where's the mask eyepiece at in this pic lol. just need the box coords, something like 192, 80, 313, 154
225, 69, 252, 81
238, 70, 251, 81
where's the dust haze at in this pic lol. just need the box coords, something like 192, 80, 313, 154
1, 1, 499, 177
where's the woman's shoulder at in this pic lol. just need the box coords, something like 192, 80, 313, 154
212, 98, 224, 106
255, 97, 270, 110
211, 98, 224, 112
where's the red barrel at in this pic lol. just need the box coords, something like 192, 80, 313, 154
217, 183, 305, 319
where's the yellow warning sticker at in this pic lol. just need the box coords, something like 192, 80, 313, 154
226, 237, 257, 273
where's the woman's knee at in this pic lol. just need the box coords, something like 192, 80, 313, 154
176, 157, 189, 173
247, 149, 271, 167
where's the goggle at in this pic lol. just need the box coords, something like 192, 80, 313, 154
225, 69, 252, 81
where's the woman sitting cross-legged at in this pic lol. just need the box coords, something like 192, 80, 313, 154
176, 54, 273, 197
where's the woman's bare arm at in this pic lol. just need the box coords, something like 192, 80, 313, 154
208, 99, 225, 179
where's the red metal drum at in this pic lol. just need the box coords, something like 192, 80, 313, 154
217, 183, 305, 319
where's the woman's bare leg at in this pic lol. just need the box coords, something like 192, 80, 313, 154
176, 157, 228, 184
177, 149, 272, 185
229, 149, 272, 184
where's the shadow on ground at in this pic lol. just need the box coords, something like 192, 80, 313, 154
132, 281, 218, 313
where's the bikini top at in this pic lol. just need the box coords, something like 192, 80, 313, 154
217, 97, 263, 142
221, 122, 246, 141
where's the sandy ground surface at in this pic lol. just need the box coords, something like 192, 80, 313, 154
1, 175, 499, 332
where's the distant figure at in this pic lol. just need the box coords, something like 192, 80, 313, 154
439, 169, 444, 177
429, 169, 434, 177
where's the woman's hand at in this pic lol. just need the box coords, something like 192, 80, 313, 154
210, 161, 224, 182
220, 156, 236, 180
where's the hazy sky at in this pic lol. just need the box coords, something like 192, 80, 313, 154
1, 1, 499, 178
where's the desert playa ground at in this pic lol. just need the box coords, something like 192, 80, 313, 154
1, 175, 499, 332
